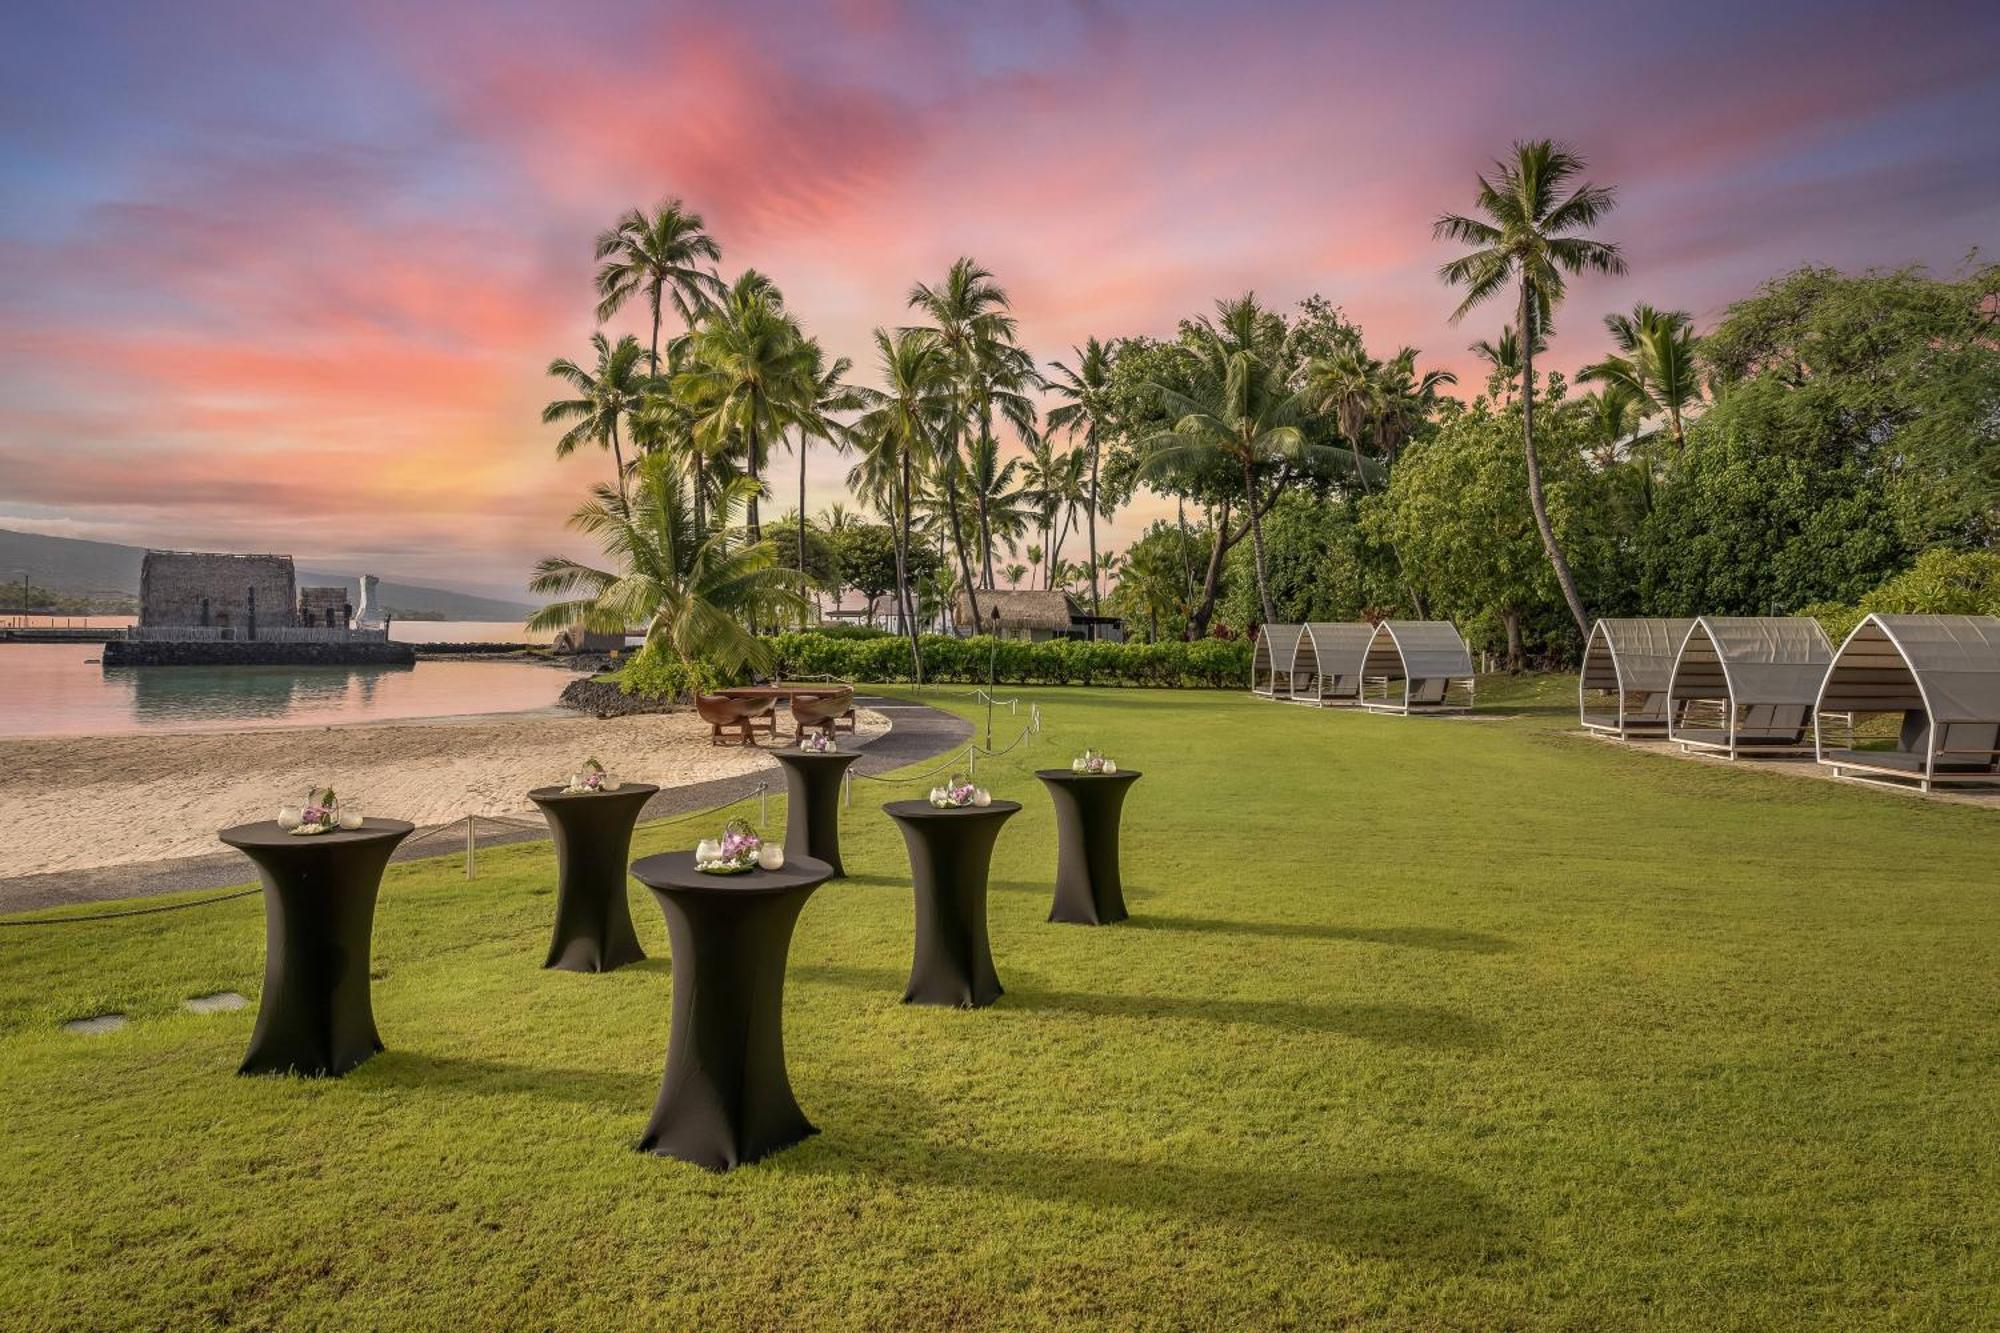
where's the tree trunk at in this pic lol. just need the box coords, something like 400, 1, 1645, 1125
1518, 282, 1590, 640
1503, 607, 1524, 674
746, 417, 762, 542
1176, 495, 1196, 602
797, 431, 809, 594
649, 284, 663, 374
976, 409, 997, 587
943, 468, 983, 632
1242, 456, 1277, 626
897, 451, 924, 683
1186, 501, 1235, 639
609, 421, 630, 510
1086, 430, 1102, 616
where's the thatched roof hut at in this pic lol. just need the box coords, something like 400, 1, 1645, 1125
953, 588, 1084, 639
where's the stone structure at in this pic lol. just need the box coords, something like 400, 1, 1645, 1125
298, 586, 354, 630
139, 552, 296, 638
103, 639, 414, 667
354, 574, 385, 628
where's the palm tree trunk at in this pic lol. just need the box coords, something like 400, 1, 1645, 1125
1242, 457, 1276, 626
943, 467, 983, 631
610, 421, 629, 509
1086, 431, 1102, 616
1186, 501, 1234, 639
898, 451, 924, 683
976, 410, 997, 587
746, 418, 762, 542
1175, 495, 1195, 601
797, 432, 809, 603
1518, 282, 1589, 640
649, 284, 663, 374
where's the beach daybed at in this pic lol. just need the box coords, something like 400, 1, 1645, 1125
1251, 624, 1304, 698
1579, 617, 1696, 737
1359, 621, 1476, 715
1665, 617, 1832, 759
1289, 623, 1376, 706
1813, 613, 2000, 793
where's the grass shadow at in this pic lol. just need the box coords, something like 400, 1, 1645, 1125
355, 1050, 653, 1111
776, 1086, 1519, 1262
1129, 913, 1512, 953
792, 963, 1494, 1050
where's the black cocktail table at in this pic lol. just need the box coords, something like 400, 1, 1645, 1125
527, 782, 659, 972
882, 800, 1020, 1008
218, 818, 415, 1078
770, 750, 861, 876
628, 850, 833, 1171
1035, 769, 1141, 925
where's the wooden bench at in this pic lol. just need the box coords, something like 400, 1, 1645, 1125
696, 693, 776, 746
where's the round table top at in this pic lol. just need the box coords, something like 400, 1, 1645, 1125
527, 782, 661, 803
882, 798, 1022, 821
771, 748, 862, 766
219, 817, 415, 850
1035, 768, 1141, 783
630, 850, 833, 894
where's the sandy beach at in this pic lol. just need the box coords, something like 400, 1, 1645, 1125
0, 707, 888, 878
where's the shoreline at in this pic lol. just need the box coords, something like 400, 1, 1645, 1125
0, 705, 891, 881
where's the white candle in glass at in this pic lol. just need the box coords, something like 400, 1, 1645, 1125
972, 788, 992, 807
696, 838, 721, 862
276, 806, 302, 830
756, 843, 784, 871
338, 811, 363, 830
1102, 760, 1117, 774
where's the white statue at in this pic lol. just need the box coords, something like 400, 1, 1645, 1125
354, 574, 385, 628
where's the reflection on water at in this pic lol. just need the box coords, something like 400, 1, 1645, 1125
0, 645, 573, 738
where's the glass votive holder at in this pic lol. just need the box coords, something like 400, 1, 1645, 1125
756, 843, 785, 871
276, 806, 303, 830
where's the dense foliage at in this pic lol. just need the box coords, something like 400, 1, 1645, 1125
758, 630, 1251, 687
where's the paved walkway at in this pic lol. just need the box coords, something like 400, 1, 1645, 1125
0, 694, 972, 915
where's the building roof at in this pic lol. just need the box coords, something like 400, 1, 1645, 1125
954, 588, 1082, 631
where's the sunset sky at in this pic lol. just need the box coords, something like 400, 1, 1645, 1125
3, 0, 1997, 601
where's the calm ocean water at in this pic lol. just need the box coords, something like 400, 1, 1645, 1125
0, 626, 575, 738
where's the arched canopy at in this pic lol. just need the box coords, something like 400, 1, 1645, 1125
1251, 624, 1304, 695
1292, 623, 1375, 703
1814, 613, 2000, 789
1580, 617, 1696, 734
1361, 620, 1475, 713
1667, 616, 1832, 755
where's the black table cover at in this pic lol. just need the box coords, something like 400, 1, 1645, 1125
628, 850, 833, 1170
882, 800, 1020, 1008
527, 783, 659, 973
218, 818, 415, 1078
770, 750, 861, 876
1034, 769, 1141, 926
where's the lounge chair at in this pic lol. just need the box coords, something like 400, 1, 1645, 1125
696, 694, 774, 746
790, 688, 856, 742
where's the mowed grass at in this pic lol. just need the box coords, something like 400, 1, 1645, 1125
2, 681, 1995, 1329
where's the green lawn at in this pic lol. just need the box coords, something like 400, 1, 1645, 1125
3, 682, 1996, 1329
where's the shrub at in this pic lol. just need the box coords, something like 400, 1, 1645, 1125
759, 632, 1253, 688
618, 641, 723, 702
1799, 549, 2000, 646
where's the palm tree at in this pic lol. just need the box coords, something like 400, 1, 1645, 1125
851, 328, 954, 680
1302, 346, 1383, 487
1002, 562, 1027, 589
907, 258, 1019, 625
678, 271, 807, 541
543, 332, 650, 507
1581, 382, 1644, 464
1046, 337, 1115, 614
1580, 304, 1700, 447
593, 200, 724, 373
788, 340, 860, 583
1374, 346, 1457, 461
1436, 138, 1626, 639
527, 455, 804, 682
1138, 331, 1332, 625
1467, 323, 1546, 403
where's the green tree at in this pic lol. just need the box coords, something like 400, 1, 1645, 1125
1580, 304, 1701, 448
592, 199, 724, 373
677, 270, 809, 541
1046, 337, 1115, 613
1467, 323, 1545, 403
852, 328, 954, 679
1436, 138, 1627, 639
527, 456, 804, 680
543, 332, 651, 507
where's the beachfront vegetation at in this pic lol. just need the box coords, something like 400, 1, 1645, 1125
4, 685, 1995, 1327
535, 148, 1995, 679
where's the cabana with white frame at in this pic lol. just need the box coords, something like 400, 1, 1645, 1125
1359, 620, 1476, 715
1665, 616, 1832, 759
1289, 622, 1376, 706
1579, 617, 1696, 737
1813, 613, 2000, 793
1250, 623, 1304, 698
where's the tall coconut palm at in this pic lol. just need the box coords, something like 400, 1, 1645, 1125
851, 328, 953, 680
543, 332, 650, 507
679, 271, 808, 541
787, 340, 860, 587
1374, 346, 1457, 461
527, 455, 804, 681
1580, 382, 1644, 464
1580, 304, 1700, 447
908, 257, 1020, 626
1467, 323, 1546, 403
593, 199, 725, 373
1436, 138, 1626, 639
1301, 346, 1383, 487
1046, 337, 1115, 613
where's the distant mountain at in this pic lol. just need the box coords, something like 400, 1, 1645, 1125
0, 528, 539, 622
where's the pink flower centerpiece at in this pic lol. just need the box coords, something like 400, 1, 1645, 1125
927, 775, 991, 809
695, 818, 783, 874
277, 786, 362, 836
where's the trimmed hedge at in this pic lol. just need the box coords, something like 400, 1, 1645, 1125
761, 632, 1252, 688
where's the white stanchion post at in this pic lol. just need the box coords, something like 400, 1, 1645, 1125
464, 817, 476, 881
